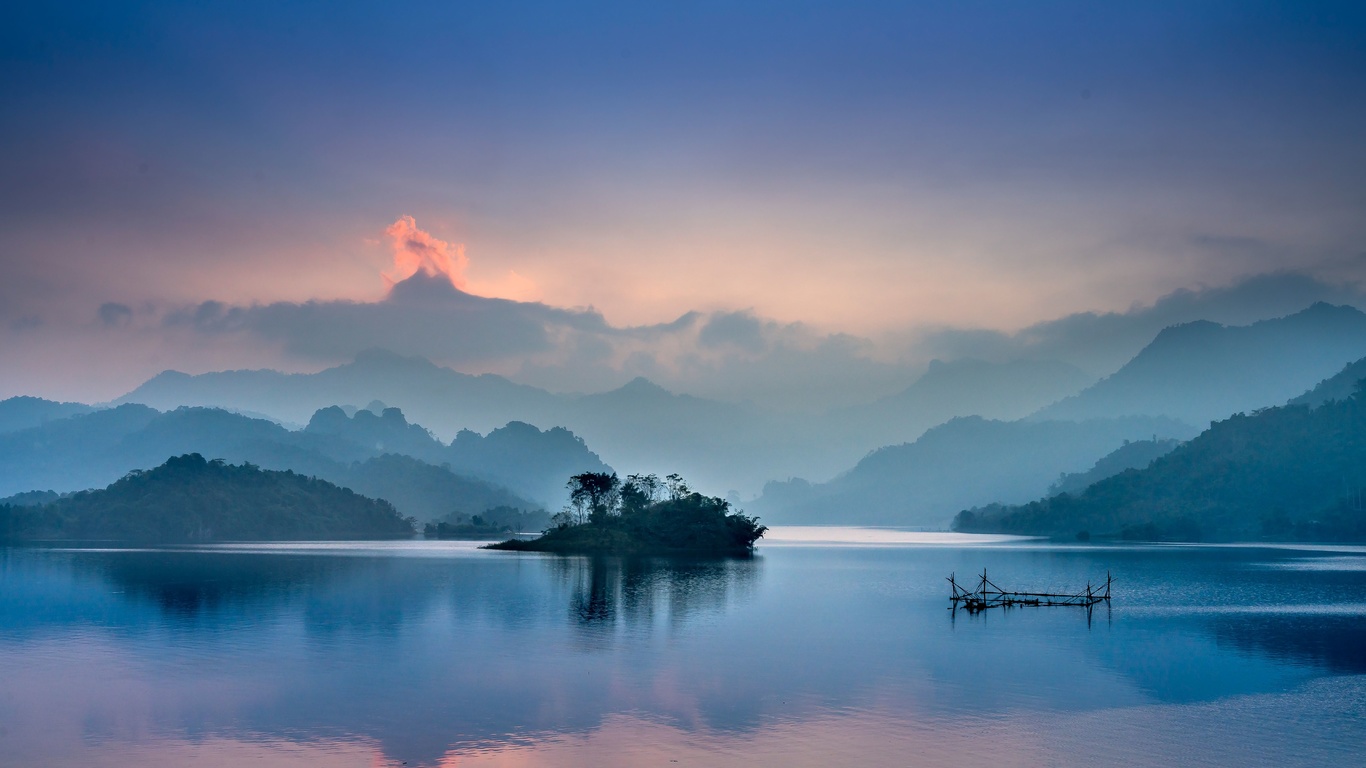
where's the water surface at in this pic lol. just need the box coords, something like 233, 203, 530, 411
2, 528, 1363, 766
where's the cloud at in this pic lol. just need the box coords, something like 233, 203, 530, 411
699, 311, 769, 354
914, 271, 1366, 375
384, 215, 469, 289
138, 268, 1366, 412
163, 269, 700, 371
98, 302, 133, 328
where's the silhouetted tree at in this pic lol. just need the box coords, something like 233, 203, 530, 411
568, 472, 620, 525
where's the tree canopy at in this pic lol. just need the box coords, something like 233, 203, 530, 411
487, 472, 766, 555
0, 453, 415, 542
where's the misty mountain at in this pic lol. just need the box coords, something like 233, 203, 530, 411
305, 406, 610, 506
117, 354, 810, 496
828, 358, 1094, 450
0, 396, 95, 433
338, 454, 534, 523
119, 349, 564, 434
752, 415, 1197, 528
0, 405, 593, 521
1047, 437, 1183, 497
112, 352, 1096, 497
957, 385, 1366, 542
1288, 355, 1366, 408
1033, 303, 1366, 425
0, 490, 62, 507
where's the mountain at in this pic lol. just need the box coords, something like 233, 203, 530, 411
119, 349, 563, 435
0, 396, 95, 433
337, 454, 534, 522
1288, 355, 1366, 408
0, 453, 415, 542
302, 406, 611, 506
1033, 303, 1366, 425
448, 421, 613, 507
0, 405, 570, 521
956, 386, 1366, 542
828, 358, 1095, 450
1048, 437, 1183, 496
752, 415, 1197, 527
112, 353, 1098, 498
564, 377, 807, 495
117, 356, 803, 496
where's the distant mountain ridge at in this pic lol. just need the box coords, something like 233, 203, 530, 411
1033, 303, 1366, 425
111, 352, 1101, 496
0, 396, 95, 433
825, 358, 1095, 452
752, 415, 1197, 527
957, 385, 1366, 542
95, 301, 1366, 507
0, 404, 607, 521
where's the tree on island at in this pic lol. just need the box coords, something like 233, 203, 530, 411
488, 471, 766, 555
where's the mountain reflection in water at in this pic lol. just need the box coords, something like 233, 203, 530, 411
0, 538, 1363, 767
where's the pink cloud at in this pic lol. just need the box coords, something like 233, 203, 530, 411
384, 215, 469, 290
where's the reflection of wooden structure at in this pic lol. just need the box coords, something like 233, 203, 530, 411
948, 569, 1111, 613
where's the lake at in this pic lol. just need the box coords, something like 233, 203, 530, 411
2, 528, 1364, 767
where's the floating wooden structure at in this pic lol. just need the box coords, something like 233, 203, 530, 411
948, 569, 1111, 613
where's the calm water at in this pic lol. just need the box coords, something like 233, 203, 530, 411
2, 529, 1365, 767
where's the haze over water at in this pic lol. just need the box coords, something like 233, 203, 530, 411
3, 530, 1363, 767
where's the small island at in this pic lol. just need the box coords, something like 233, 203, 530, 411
485, 472, 766, 555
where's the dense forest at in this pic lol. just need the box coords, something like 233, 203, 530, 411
954, 381, 1366, 542
0, 453, 415, 542
488, 472, 766, 555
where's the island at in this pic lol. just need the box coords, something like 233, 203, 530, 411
485, 472, 766, 555
0, 453, 417, 543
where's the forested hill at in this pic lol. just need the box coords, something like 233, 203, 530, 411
0, 454, 415, 542
955, 383, 1366, 542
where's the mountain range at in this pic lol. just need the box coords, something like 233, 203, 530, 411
1033, 303, 1366, 425
0, 403, 608, 522
956, 364, 1366, 541
7, 301, 1364, 532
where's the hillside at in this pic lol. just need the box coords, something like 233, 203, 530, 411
752, 415, 1197, 527
1048, 437, 1183, 496
117, 348, 563, 434
0, 405, 556, 521
823, 358, 1095, 455
1289, 355, 1366, 408
1033, 303, 1366, 425
113, 352, 1098, 498
306, 406, 611, 505
0, 396, 94, 433
956, 385, 1366, 541
115, 354, 800, 496
0, 454, 415, 542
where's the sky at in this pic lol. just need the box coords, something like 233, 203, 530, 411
2, 1, 1365, 405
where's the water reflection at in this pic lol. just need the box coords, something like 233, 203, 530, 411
550, 555, 760, 633
1, 542, 1364, 767
1209, 614, 1366, 674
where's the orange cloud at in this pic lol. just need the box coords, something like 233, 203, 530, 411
384, 215, 469, 290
